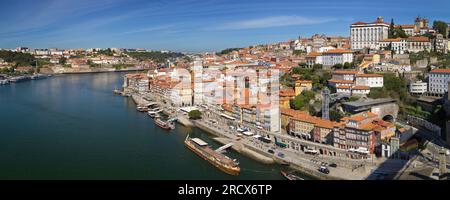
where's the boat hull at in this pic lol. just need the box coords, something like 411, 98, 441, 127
185, 140, 240, 176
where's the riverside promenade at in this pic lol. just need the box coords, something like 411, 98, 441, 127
192, 116, 369, 180
127, 92, 393, 180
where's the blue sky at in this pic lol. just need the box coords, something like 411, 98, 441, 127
0, 0, 448, 52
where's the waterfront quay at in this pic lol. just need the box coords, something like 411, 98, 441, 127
123, 87, 379, 180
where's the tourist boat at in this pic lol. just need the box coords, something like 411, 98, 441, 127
0, 79, 9, 85
136, 105, 148, 112
30, 74, 47, 80
155, 118, 175, 130
148, 111, 158, 118
281, 170, 304, 180
184, 135, 240, 176
113, 89, 123, 95
9, 76, 30, 83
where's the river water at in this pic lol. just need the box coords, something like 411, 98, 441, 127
0, 72, 313, 180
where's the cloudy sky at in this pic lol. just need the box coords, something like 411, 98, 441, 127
0, 0, 448, 52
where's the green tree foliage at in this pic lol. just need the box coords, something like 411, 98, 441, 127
368, 73, 408, 101
329, 110, 344, 122
188, 110, 202, 120
292, 67, 302, 74
0, 50, 35, 66
216, 48, 241, 56
298, 62, 307, 68
293, 50, 305, 55
127, 51, 184, 63
388, 19, 407, 39
96, 48, 114, 56
59, 57, 67, 65
290, 90, 316, 111
433, 21, 448, 38
87, 59, 99, 67
312, 64, 323, 70
343, 62, 353, 69
391, 27, 407, 38
333, 63, 343, 69
389, 18, 395, 38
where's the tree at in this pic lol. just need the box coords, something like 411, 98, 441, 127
312, 64, 323, 70
290, 90, 316, 111
329, 110, 343, 121
292, 67, 302, 74
333, 63, 343, 69
0, 50, 35, 66
188, 110, 202, 120
433, 21, 448, 38
392, 27, 407, 38
59, 57, 67, 65
298, 62, 307, 68
216, 48, 241, 56
389, 18, 395, 38
343, 62, 352, 69
293, 50, 305, 55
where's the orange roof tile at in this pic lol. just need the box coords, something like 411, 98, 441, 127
352, 85, 370, 90
323, 49, 353, 54
337, 85, 351, 89
328, 79, 354, 84
357, 74, 383, 77
333, 70, 358, 75
430, 68, 450, 74
407, 36, 430, 42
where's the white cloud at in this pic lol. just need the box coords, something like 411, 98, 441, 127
119, 25, 173, 35
216, 16, 335, 30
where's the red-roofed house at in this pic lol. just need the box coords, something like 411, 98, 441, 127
321, 49, 353, 67
355, 73, 384, 88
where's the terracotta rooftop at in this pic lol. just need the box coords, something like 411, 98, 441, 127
357, 74, 383, 77
430, 68, 450, 74
333, 70, 358, 75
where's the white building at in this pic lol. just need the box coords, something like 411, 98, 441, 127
355, 74, 384, 88
336, 85, 370, 96
409, 81, 428, 95
433, 34, 448, 54
379, 38, 408, 54
321, 49, 353, 67
406, 36, 432, 53
429, 69, 450, 95
378, 36, 431, 54
351, 86, 371, 95
193, 59, 204, 105
331, 70, 358, 81
318, 46, 336, 53
305, 52, 323, 67
34, 49, 50, 56
350, 17, 390, 50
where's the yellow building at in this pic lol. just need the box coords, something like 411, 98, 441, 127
280, 108, 308, 131
279, 88, 296, 109
295, 80, 313, 96
289, 113, 334, 143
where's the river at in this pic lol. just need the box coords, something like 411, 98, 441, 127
0, 72, 313, 180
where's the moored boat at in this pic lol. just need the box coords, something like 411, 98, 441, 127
184, 135, 240, 176
155, 118, 175, 130
136, 105, 149, 112
281, 170, 304, 180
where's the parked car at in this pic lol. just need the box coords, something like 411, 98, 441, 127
329, 163, 337, 168
277, 152, 285, 158
268, 149, 275, 154
318, 166, 330, 174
